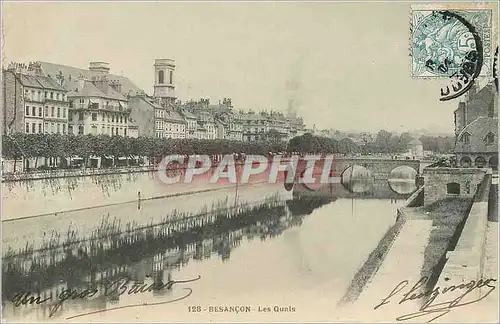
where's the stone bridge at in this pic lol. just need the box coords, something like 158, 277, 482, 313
295, 157, 421, 180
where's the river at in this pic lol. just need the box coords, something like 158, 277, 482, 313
2, 174, 417, 322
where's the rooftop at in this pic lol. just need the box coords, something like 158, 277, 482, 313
38, 61, 143, 97
67, 79, 127, 101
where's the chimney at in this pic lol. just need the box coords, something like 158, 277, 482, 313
28, 62, 43, 76
109, 79, 122, 93
92, 75, 109, 93
89, 61, 110, 74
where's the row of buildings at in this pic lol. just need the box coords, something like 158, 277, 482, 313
2, 60, 306, 142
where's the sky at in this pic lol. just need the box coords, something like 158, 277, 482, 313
2, 1, 495, 133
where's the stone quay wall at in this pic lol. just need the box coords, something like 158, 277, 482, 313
422, 167, 488, 206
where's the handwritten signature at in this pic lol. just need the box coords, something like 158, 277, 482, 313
374, 276, 497, 322
11, 274, 201, 319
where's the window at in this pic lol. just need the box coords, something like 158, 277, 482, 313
63, 124, 66, 134
45, 91, 48, 99
51, 123, 55, 133
39, 107, 42, 117
57, 93, 60, 100
116, 128, 118, 136
475, 156, 486, 167
79, 112, 83, 121
78, 125, 84, 135
461, 132, 471, 144
69, 101, 73, 108
112, 115, 115, 122
158, 70, 165, 84
92, 113, 97, 121
57, 123, 61, 134
31, 123, 35, 133
45, 106, 48, 116
91, 126, 97, 135
102, 114, 105, 122
485, 132, 495, 144
124, 128, 127, 137
25, 123, 29, 133
50, 92, 54, 99
107, 115, 110, 122
57, 107, 61, 118
38, 123, 42, 133
51, 107, 55, 117
111, 127, 114, 135
101, 126, 105, 134
169, 70, 173, 84
488, 98, 495, 117
32, 106, 36, 116
44, 123, 48, 133
68, 111, 73, 121
68, 125, 73, 135
37, 91, 41, 101
26, 106, 30, 116
446, 182, 460, 195
460, 156, 472, 167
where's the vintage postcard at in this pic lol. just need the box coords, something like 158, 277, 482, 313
1, 1, 498, 323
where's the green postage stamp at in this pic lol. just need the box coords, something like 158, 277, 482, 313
410, 3, 495, 78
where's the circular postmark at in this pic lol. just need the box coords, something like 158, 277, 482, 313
438, 11, 483, 101
412, 11, 479, 77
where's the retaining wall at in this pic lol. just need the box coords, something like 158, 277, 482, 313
432, 171, 492, 302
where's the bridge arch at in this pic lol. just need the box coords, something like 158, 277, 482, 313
341, 165, 374, 193
388, 166, 418, 195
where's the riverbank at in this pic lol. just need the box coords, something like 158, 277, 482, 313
2, 160, 292, 220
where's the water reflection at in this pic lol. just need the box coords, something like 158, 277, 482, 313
298, 179, 417, 199
336, 164, 418, 195
2, 193, 335, 321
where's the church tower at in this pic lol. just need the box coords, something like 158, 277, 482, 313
153, 59, 176, 105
